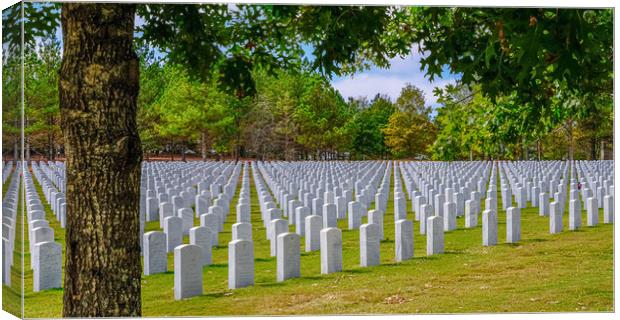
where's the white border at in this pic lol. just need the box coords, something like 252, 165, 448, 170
0, 1, 617, 319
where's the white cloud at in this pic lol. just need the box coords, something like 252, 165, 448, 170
332, 49, 458, 107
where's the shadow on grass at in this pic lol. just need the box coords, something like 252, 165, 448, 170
341, 268, 371, 274
202, 291, 233, 298
208, 263, 228, 268
258, 281, 286, 288
255, 257, 274, 262
301, 252, 319, 257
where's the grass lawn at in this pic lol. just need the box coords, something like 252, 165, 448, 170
2, 167, 23, 318
9, 163, 613, 317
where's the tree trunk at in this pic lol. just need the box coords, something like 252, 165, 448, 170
48, 115, 54, 160
13, 119, 19, 161
590, 137, 597, 160
600, 140, 605, 160
201, 130, 207, 161
59, 4, 142, 317
537, 140, 541, 161
25, 137, 31, 162
567, 120, 574, 161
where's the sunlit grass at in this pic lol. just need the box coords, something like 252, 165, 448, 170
17, 164, 613, 317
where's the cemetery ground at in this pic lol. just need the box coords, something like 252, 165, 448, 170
3, 163, 613, 317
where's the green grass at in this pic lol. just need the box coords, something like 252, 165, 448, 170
18, 164, 614, 317
2, 167, 24, 318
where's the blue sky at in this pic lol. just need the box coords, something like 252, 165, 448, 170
299, 43, 460, 109
331, 51, 460, 108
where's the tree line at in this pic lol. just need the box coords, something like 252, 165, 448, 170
5, 35, 612, 162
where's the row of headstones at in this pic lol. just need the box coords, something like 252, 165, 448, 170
23, 169, 62, 292
141, 161, 241, 217
403, 160, 614, 247
575, 161, 614, 202
255, 161, 390, 235
262, 161, 379, 196
2, 164, 20, 286
256, 164, 369, 240
2, 161, 13, 185
157, 166, 242, 256
150, 160, 613, 301
251, 160, 609, 246
400, 161, 491, 200
400, 162, 501, 246
38, 161, 66, 194
258, 160, 386, 212
494, 161, 614, 230
139, 161, 242, 251
32, 162, 67, 228
400, 161, 491, 220
142, 163, 255, 299
499, 161, 576, 208
170, 162, 392, 299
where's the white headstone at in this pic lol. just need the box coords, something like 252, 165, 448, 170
190, 226, 213, 266
143, 231, 167, 275
322, 203, 338, 228
603, 195, 614, 223
228, 239, 254, 289
395, 219, 413, 262
394, 197, 407, 221
232, 222, 252, 241
482, 209, 497, 246
178, 208, 194, 235
506, 207, 520, 243
200, 213, 220, 246
33, 241, 61, 292
174, 244, 203, 300
368, 209, 384, 240
444, 202, 456, 231
277, 232, 300, 282
159, 202, 174, 229
320, 227, 342, 274
305, 215, 322, 252
550, 201, 562, 234
295, 206, 310, 236
236, 203, 251, 223
360, 223, 380, 267
569, 199, 582, 230
465, 200, 477, 228
539, 192, 549, 216
426, 216, 444, 255
586, 197, 598, 227
164, 216, 183, 253
269, 219, 288, 256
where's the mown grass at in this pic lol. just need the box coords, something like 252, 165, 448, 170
2, 167, 23, 318
18, 164, 613, 317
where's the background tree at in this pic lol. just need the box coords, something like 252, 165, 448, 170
382, 84, 435, 158
23, 37, 62, 161
349, 94, 395, 159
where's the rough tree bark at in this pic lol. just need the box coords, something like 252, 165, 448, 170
59, 4, 142, 317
